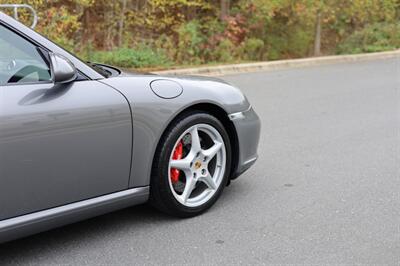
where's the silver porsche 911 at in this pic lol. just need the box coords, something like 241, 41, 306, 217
0, 12, 260, 243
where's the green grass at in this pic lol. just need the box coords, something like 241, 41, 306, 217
87, 47, 172, 69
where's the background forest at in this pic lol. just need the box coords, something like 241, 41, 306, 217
1, 0, 400, 70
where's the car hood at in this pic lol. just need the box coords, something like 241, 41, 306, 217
101, 69, 250, 115
119, 69, 231, 85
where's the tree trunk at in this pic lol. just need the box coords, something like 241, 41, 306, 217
220, 0, 230, 20
313, 9, 322, 57
118, 0, 127, 47
84, 9, 93, 60
105, 3, 117, 50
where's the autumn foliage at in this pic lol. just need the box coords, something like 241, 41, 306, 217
2, 0, 399, 69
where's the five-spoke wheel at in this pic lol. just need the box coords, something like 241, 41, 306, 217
150, 111, 231, 217
168, 124, 226, 207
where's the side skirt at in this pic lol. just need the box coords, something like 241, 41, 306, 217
0, 186, 149, 243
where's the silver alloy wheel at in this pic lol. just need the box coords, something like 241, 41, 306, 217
168, 123, 227, 207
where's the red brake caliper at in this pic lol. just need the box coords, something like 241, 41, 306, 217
170, 141, 183, 184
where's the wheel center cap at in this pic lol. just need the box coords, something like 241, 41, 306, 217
194, 161, 202, 170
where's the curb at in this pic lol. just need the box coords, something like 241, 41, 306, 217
154, 50, 400, 76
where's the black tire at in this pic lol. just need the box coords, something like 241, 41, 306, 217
149, 111, 232, 218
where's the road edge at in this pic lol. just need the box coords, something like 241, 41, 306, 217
154, 50, 400, 76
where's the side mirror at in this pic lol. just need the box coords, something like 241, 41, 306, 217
49, 53, 77, 84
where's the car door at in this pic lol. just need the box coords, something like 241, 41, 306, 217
0, 24, 132, 220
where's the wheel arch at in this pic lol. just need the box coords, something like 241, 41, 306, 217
151, 102, 240, 181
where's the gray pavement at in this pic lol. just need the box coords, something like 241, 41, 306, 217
0, 58, 399, 265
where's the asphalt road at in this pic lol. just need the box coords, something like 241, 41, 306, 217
1, 58, 399, 265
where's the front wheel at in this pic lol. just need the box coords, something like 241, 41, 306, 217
150, 111, 232, 217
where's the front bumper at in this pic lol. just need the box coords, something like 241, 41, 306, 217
229, 107, 261, 179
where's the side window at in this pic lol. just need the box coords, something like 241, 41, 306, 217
0, 24, 51, 86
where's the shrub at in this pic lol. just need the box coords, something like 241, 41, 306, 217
264, 21, 314, 60
242, 38, 265, 60
212, 39, 235, 63
176, 20, 203, 64
337, 23, 400, 54
154, 35, 178, 63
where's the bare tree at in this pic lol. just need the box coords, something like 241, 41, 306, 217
118, 0, 127, 47
220, 0, 230, 20
313, 8, 322, 56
